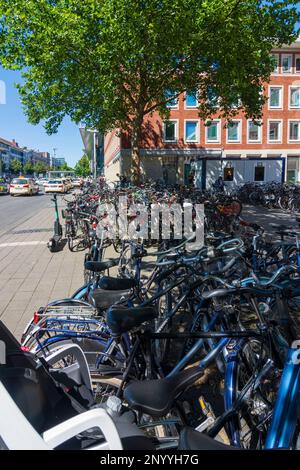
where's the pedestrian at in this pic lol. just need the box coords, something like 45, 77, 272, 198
188, 170, 195, 187
213, 176, 225, 193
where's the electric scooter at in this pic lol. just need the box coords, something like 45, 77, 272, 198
47, 194, 63, 252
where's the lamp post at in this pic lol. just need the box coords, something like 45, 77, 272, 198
52, 148, 57, 169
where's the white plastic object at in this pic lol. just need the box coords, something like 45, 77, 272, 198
0, 382, 122, 450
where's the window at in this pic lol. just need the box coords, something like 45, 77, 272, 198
185, 92, 197, 108
227, 121, 240, 142
248, 121, 261, 142
282, 54, 292, 73
224, 165, 234, 181
296, 56, 300, 73
165, 89, 178, 108
289, 121, 300, 141
268, 121, 281, 142
287, 157, 298, 184
290, 87, 300, 108
206, 120, 220, 142
164, 121, 177, 141
271, 54, 279, 73
185, 121, 198, 142
207, 87, 219, 107
269, 87, 282, 108
254, 164, 265, 182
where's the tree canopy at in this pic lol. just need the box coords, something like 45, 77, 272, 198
23, 160, 34, 175
10, 158, 22, 174
34, 161, 47, 174
75, 155, 91, 177
0, 0, 299, 182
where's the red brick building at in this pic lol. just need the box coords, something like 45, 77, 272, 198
104, 39, 300, 188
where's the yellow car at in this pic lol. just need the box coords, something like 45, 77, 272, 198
10, 178, 39, 196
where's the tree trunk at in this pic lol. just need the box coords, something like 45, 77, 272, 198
131, 117, 143, 186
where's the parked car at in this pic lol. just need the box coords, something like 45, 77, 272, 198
72, 178, 82, 188
0, 178, 9, 195
36, 178, 48, 186
44, 179, 67, 194
10, 178, 39, 196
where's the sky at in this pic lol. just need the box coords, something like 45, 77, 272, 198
0, 68, 84, 167
0, 4, 300, 167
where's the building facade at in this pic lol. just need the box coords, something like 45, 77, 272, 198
0, 136, 50, 174
104, 39, 300, 188
0, 137, 24, 172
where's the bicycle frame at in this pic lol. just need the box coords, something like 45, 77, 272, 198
265, 345, 300, 449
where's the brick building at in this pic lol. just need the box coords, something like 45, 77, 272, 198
104, 39, 300, 188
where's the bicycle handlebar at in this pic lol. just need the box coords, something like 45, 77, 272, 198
250, 264, 299, 287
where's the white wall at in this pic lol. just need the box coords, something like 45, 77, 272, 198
204, 158, 283, 189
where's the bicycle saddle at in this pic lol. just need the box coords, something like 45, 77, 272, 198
178, 427, 237, 450
99, 276, 138, 290
107, 306, 157, 336
124, 367, 203, 417
84, 259, 119, 273
89, 288, 132, 310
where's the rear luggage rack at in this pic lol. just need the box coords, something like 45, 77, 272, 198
39, 304, 98, 318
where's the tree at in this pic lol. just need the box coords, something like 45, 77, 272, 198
59, 162, 73, 171
74, 155, 91, 177
10, 158, 22, 175
34, 161, 47, 174
23, 160, 34, 175
0, 1, 298, 184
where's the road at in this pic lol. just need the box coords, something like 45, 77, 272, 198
0, 191, 55, 237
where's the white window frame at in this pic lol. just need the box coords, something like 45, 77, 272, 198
184, 119, 200, 143
268, 85, 283, 109
205, 119, 221, 143
288, 120, 300, 143
247, 120, 262, 144
163, 120, 178, 143
282, 54, 292, 73
271, 53, 280, 74
226, 120, 242, 143
289, 86, 300, 109
184, 91, 198, 109
295, 55, 300, 74
165, 90, 178, 109
267, 119, 282, 144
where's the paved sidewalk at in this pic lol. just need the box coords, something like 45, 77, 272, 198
0, 200, 85, 339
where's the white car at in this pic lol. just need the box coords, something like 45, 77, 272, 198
72, 178, 82, 188
44, 179, 67, 193
10, 178, 39, 196
36, 178, 48, 186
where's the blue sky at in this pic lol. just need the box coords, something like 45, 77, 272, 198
0, 68, 84, 167
0, 4, 300, 167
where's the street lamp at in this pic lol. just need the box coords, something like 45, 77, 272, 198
52, 148, 57, 169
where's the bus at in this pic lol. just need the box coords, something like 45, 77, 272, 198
47, 171, 75, 180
